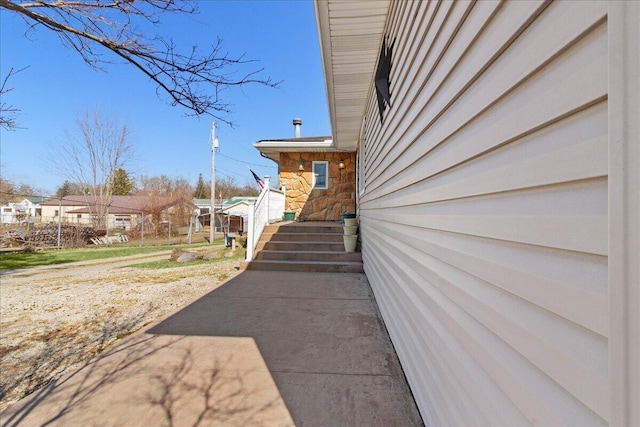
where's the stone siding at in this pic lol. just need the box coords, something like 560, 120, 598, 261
279, 152, 356, 221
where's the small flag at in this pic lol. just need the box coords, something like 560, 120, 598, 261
249, 168, 265, 191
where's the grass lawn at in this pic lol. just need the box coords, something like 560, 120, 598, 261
0, 240, 227, 271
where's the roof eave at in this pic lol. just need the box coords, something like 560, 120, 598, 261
254, 138, 347, 163
253, 139, 334, 150
314, 0, 391, 151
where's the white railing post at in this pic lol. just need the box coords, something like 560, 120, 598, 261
281, 185, 286, 215
264, 176, 271, 223
246, 202, 255, 261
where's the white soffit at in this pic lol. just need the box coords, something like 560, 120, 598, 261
315, 0, 390, 151
254, 139, 337, 162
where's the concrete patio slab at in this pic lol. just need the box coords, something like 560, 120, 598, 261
1, 271, 422, 426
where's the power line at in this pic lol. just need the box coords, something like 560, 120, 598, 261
217, 152, 276, 169
0, 190, 51, 198
214, 168, 237, 180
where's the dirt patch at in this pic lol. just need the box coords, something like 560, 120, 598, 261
0, 256, 241, 412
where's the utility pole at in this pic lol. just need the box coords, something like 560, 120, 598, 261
210, 122, 218, 244
105, 206, 109, 244
57, 196, 62, 249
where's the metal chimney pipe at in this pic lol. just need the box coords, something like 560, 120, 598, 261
293, 118, 302, 138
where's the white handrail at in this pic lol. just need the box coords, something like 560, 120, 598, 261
269, 185, 285, 224
245, 177, 286, 261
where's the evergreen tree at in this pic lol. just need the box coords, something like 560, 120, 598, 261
55, 181, 72, 198
193, 173, 210, 199
112, 168, 135, 195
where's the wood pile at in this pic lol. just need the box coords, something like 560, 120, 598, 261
0, 229, 27, 248
0, 224, 98, 249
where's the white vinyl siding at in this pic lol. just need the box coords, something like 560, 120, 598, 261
359, 1, 610, 425
608, 2, 640, 425
358, 122, 367, 196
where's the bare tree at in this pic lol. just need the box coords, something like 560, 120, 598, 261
56, 180, 89, 198
48, 109, 135, 228
0, 178, 17, 205
0, 177, 45, 203
240, 181, 260, 197
0, 0, 279, 125
137, 174, 192, 198
215, 176, 238, 202
135, 174, 193, 236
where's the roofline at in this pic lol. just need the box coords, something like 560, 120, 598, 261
314, 0, 337, 147
221, 200, 253, 211
254, 139, 334, 149
257, 136, 332, 143
254, 138, 355, 163
313, 0, 391, 151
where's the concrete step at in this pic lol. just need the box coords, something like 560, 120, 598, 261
256, 240, 347, 252
246, 221, 361, 273
255, 250, 362, 262
266, 224, 344, 234
259, 232, 344, 243
241, 259, 364, 273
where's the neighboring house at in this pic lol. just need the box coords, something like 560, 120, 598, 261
220, 198, 256, 233
40, 195, 96, 225
222, 196, 257, 208
254, 119, 356, 221
1, 197, 46, 224
307, 1, 638, 425
192, 198, 213, 229
193, 197, 257, 231
41, 195, 192, 231
192, 198, 213, 212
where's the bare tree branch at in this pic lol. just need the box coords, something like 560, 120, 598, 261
0, 67, 28, 130
0, 0, 281, 126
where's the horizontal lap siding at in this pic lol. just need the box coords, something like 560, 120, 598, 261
359, 1, 609, 425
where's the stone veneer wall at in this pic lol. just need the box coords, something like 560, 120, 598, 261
279, 152, 356, 221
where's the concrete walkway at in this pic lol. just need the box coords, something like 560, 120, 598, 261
1, 270, 422, 426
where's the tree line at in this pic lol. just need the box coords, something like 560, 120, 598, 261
1, 108, 260, 208
56, 173, 259, 201
0, 173, 259, 205
2, 172, 259, 239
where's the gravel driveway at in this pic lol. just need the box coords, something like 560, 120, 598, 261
0, 252, 242, 412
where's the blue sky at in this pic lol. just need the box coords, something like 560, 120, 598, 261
0, 0, 331, 196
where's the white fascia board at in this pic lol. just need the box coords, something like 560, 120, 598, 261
221, 201, 248, 212
253, 139, 334, 150
314, 0, 336, 144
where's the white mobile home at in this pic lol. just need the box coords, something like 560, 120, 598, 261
0, 197, 45, 224
315, 1, 638, 425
